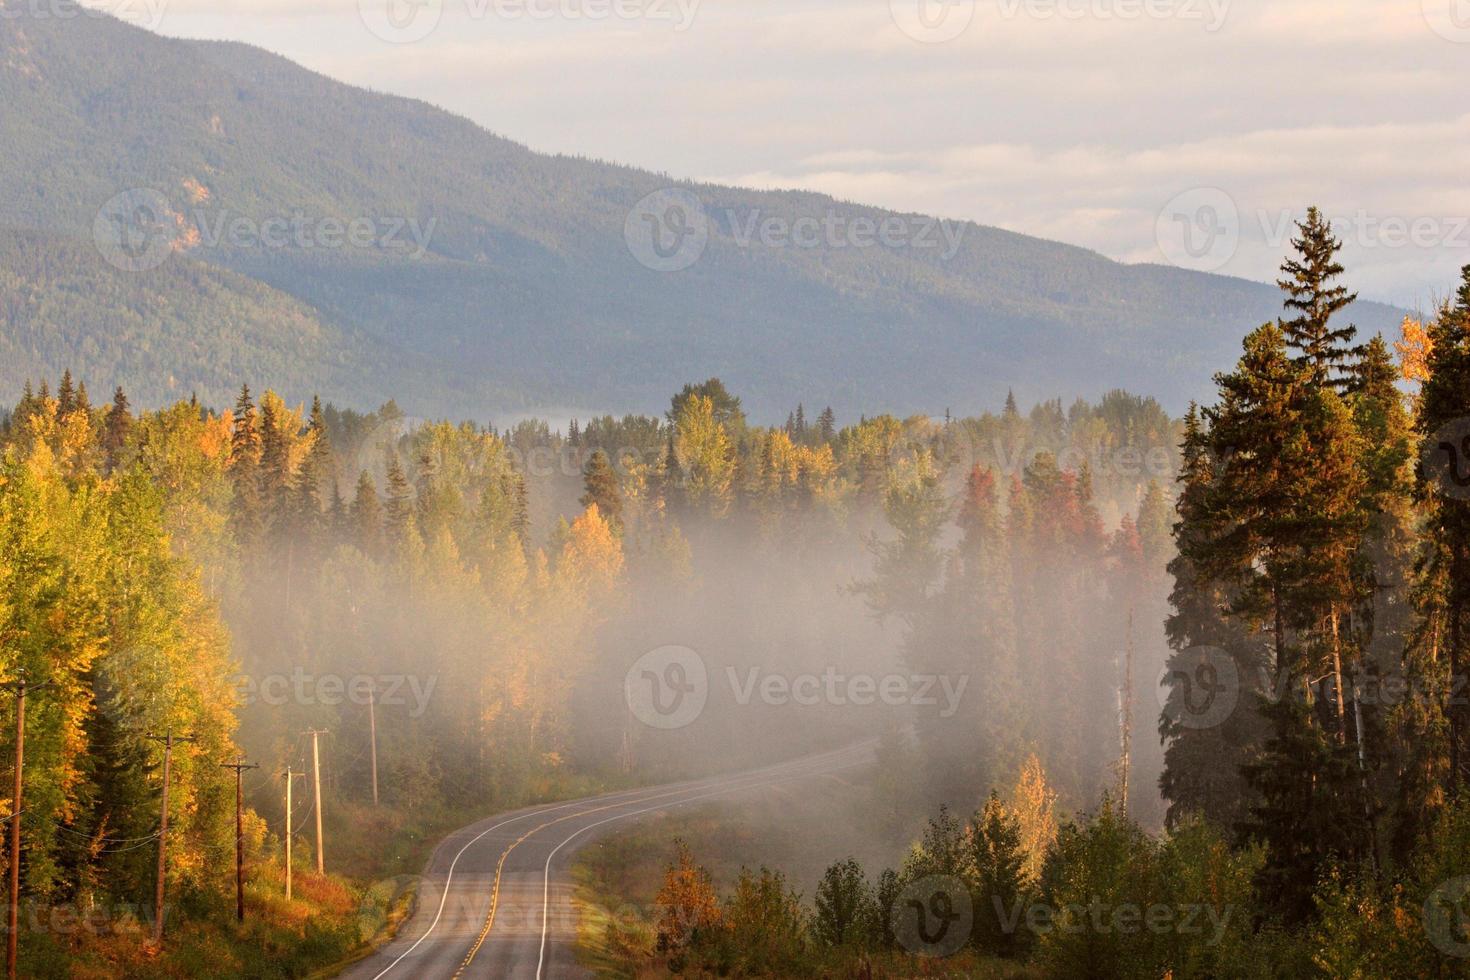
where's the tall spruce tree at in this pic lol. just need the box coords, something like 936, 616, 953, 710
1278, 207, 1361, 389
102, 386, 132, 473
228, 384, 263, 549
1417, 265, 1470, 798
1160, 408, 1267, 831
351, 470, 382, 557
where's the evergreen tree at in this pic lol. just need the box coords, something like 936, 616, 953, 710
291, 396, 333, 544
580, 449, 623, 530
57, 369, 75, 416
1159, 407, 1266, 831
1417, 265, 1470, 798
257, 395, 291, 519
817, 406, 836, 442
1277, 207, 1361, 389
228, 384, 262, 549
350, 471, 382, 556
1240, 692, 1370, 924
102, 386, 132, 473
383, 452, 415, 552
967, 792, 1030, 957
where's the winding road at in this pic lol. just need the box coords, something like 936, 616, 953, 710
337, 740, 876, 980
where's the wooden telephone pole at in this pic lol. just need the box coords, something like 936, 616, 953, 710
303, 730, 327, 875
146, 731, 196, 946
219, 758, 259, 922
1119, 606, 1135, 817
283, 769, 304, 900
368, 686, 379, 807
3, 674, 42, 980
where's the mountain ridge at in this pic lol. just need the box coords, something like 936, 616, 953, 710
0, 3, 1409, 420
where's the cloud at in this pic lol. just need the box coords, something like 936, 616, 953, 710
148, 0, 1470, 305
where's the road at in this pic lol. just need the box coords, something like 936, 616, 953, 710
337, 740, 875, 980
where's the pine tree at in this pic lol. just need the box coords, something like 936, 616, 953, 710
1241, 691, 1370, 924
1417, 265, 1470, 798
57, 369, 76, 415
291, 396, 333, 544
1196, 323, 1374, 914
506, 469, 531, 552
102, 386, 132, 473
228, 384, 263, 548
1278, 207, 1361, 389
967, 792, 1030, 957
580, 449, 623, 530
1159, 407, 1266, 831
383, 452, 415, 552
257, 395, 291, 519
351, 471, 382, 556
817, 406, 836, 442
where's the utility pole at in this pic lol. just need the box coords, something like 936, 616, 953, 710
303, 730, 327, 875
219, 757, 259, 922
368, 686, 379, 807
283, 769, 304, 901
1120, 606, 1135, 817
146, 731, 196, 947
3, 674, 40, 980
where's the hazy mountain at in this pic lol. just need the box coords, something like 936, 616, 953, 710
0, 2, 1407, 420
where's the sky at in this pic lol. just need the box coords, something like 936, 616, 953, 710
97, 0, 1470, 308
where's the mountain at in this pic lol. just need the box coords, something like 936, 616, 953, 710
0, 2, 1407, 421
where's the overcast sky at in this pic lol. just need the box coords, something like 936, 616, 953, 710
115, 0, 1470, 309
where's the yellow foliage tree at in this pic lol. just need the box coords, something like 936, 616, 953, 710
1009, 753, 1059, 884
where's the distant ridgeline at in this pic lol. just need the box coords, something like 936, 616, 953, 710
0, 8, 1408, 421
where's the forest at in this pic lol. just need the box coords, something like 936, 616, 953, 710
0, 211, 1466, 978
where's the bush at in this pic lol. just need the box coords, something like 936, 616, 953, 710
724, 866, 808, 976
813, 858, 879, 950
